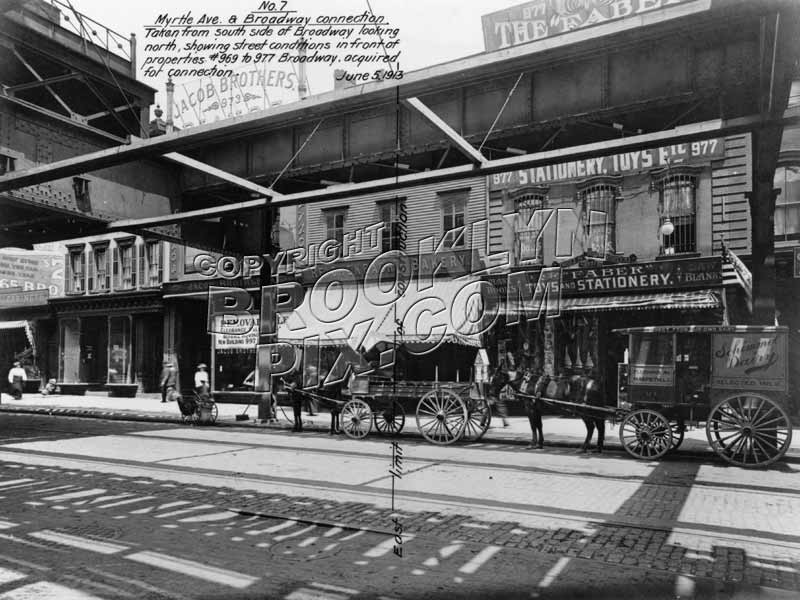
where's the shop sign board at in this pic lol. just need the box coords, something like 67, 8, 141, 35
214, 314, 259, 350
486, 257, 722, 297
711, 331, 787, 392
298, 249, 481, 285
488, 139, 724, 190
0, 288, 50, 307
482, 0, 698, 52
629, 364, 674, 387
561, 257, 722, 295
0, 250, 64, 297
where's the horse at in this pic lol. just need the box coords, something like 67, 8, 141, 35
568, 373, 606, 453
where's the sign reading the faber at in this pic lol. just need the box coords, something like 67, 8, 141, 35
482, 0, 696, 51
490, 139, 724, 190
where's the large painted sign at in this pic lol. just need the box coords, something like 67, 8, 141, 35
711, 332, 787, 391
482, 0, 697, 51
0, 250, 64, 298
489, 139, 724, 190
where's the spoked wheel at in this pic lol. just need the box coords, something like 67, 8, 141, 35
341, 399, 373, 439
668, 421, 685, 452
706, 394, 792, 467
416, 388, 468, 445
374, 400, 405, 436
461, 397, 492, 442
619, 409, 673, 460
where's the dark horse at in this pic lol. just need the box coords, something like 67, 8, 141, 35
568, 374, 606, 453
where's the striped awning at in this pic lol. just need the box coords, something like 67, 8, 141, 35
558, 289, 721, 312
0, 320, 26, 330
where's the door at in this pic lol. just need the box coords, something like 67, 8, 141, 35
675, 333, 711, 404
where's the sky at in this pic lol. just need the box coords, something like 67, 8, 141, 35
64, 0, 528, 114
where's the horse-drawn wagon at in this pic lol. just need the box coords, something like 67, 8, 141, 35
615, 325, 793, 467
338, 375, 492, 445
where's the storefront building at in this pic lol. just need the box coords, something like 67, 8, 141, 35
483, 135, 752, 403
53, 235, 166, 392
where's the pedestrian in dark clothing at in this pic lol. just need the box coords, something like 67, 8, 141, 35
285, 370, 303, 432
160, 361, 178, 403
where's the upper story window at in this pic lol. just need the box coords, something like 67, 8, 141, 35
774, 164, 800, 242
114, 238, 136, 290
324, 208, 347, 245
378, 198, 407, 252
89, 242, 110, 293
66, 245, 86, 295
579, 178, 620, 257
73, 177, 90, 205
0, 154, 15, 175
440, 190, 467, 248
654, 170, 698, 255
511, 187, 547, 264
142, 240, 163, 288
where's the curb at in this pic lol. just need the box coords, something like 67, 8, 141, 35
2, 404, 798, 464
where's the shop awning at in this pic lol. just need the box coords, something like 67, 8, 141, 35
278, 278, 486, 350
558, 289, 721, 312
0, 320, 26, 330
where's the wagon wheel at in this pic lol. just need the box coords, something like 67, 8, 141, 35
668, 421, 685, 452
416, 388, 468, 445
374, 400, 405, 436
619, 409, 673, 460
461, 397, 492, 442
706, 394, 792, 467
341, 399, 373, 439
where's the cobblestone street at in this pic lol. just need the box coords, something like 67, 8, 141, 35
0, 414, 797, 598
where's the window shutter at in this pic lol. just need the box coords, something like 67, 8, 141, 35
157, 242, 164, 285
134, 244, 140, 289
65, 252, 72, 293
87, 247, 94, 292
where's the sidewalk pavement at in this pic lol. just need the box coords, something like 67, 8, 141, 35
1, 390, 799, 460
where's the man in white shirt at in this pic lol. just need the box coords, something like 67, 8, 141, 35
7, 361, 27, 400
194, 363, 210, 399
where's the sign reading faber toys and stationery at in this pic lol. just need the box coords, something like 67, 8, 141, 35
481, 0, 696, 52
489, 139, 724, 190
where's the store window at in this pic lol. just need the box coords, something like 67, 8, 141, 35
378, 198, 407, 252
654, 170, 698, 255
142, 240, 163, 288
66, 246, 86, 294
108, 316, 131, 383
579, 178, 620, 256
440, 191, 467, 248
774, 164, 800, 241
511, 188, 547, 264
89, 242, 110, 293
114, 238, 137, 290
325, 208, 347, 244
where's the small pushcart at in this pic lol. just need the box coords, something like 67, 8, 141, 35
614, 325, 793, 467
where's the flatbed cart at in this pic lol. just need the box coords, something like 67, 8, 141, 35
338, 375, 492, 445
613, 325, 793, 467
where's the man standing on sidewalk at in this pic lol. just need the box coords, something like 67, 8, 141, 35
160, 361, 178, 403
7, 361, 27, 400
